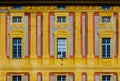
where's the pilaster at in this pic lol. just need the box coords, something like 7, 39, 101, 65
87, 71, 94, 81
75, 12, 81, 58
42, 12, 49, 59
87, 12, 94, 65
0, 13, 6, 59
75, 72, 81, 81
118, 12, 120, 64
42, 72, 49, 81
30, 12, 37, 59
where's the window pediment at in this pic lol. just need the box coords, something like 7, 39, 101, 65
54, 30, 70, 36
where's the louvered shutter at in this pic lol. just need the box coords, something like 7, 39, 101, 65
50, 74, 55, 81
7, 74, 10, 81
38, 74, 41, 81
24, 74, 29, 81
68, 74, 74, 81
82, 74, 86, 81
95, 74, 100, 81
113, 74, 117, 81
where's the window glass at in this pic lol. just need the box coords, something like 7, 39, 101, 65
102, 75, 111, 81
13, 6, 22, 10
102, 6, 111, 10
12, 75, 22, 81
57, 75, 66, 81
102, 38, 111, 58
12, 38, 22, 58
57, 38, 66, 58
13, 16, 22, 23
57, 5, 66, 10
57, 16, 66, 23
102, 16, 111, 23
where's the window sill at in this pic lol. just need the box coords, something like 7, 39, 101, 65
10, 23, 25, 28
101, 57, 112, 59
98, 23, 114, 27
12, 57, 22, 59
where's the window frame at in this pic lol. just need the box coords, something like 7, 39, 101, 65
102, 16, 111, 23
10, 74, 24, 81
12, 16, 22, 23
102, 75, 111, 81
57, 75, 66, 81
55, 74, 68, 81
102, 6, 111, 10
12, 38, 22, 58
98, 30, 114, 59
13, 6, 22, 10
102, 38, 111, 58
12, 75, 22, 81
54, 30, 70, 59
57, 16, 66, 23
9, 30, 25, 59
57, 38, 67, 59
100, 74, 113, 81
57, 5, 66, 10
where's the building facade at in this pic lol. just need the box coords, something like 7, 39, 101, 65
0, 1, 120, 81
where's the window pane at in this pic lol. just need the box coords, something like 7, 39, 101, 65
12, 75, 21, 81
102, 38, 111, 58
102, 16, 111, 23
102, 75, 111, 81
12, 38, 22, 58
57, 75, 66, 81
57, 38, 66, 58
57, 16, 66, 23
13, 16, 22, 23
57, 5, 66, 10
13, 6, 22, 10
102, 6, 111, 10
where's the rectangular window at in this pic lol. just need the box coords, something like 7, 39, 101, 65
102, 16, 111, 23
102, 6, 111, 10
57, 75, 66, 81
57, 5, 66, 10
12, 75, 22, 81
57, 16, 66, 23
102, 75, 111, 81
102, 38, 111, 58
57, 38, 66, 58
13, 6, 22, 10
12, 38, 22, 58
12, 16, 22, 23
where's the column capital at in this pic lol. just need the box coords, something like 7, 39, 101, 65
87, 11, 94, 16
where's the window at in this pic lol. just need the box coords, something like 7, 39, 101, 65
57, 16, 66, 23
13, 6, 22, 10
57, 5, 66, 10
102, 16, 111, 23
12, 16, 22, 23
102, 75, 111, 81
12, 75, 22, 81
12, 38, 22, 58
57, 38, 66, 58
102, 6, 111, 10
102, 38, 111, 58
57, 75, 66, 81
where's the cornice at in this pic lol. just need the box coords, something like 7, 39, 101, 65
1, 0, 120, 6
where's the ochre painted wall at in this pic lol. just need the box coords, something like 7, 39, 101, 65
0, 6, 120, 81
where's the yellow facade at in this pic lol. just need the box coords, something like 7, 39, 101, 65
0, 5, 120, 81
